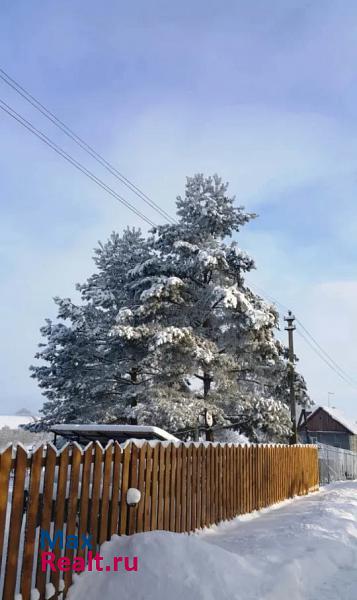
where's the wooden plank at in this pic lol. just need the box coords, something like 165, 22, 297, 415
253, 445, 258, 510
180, 445, 187, 533
157, 444, 165, 530
4, 445, 28, 600
237, 446, 243, 515
229, 445, 234, 518
0, 446, 12, 577
200, 444, 206, 528
63, 444, 82, 594
270, 446, 273, 504
35, 444, 57, 598
240, 446, 247, 514
191, 445, 198, 531
263, 445, 267, 507
20, 446, 43, 600
99, 444, 113, 544
163, 444, 171, 531
232, 446, 239, 516
90, 443, 104, 545
249, 446, 253, 513
196, 445, 202, 529
175, 445, 182, 532
217, 445, 222, 523
119, 444, 131, 535
136, 443, 148, 533
205, 444, 211, 526
169, 446, 176, 531
77, 443, 93, 560
185, 445, 192, 531
109, 443, 122, 536
128, 444, 139, 535
143, 445, 152, 532
222, 445, 227, 521
211, 445, 216, 524
150, 445, 159, 531
224, 444, 230, 520
231, 445, 235, 517
48, 445, 69, 599
247, 445, 250, 513
258, 445, 262, 509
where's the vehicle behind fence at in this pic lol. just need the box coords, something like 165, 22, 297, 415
318, 442, 357, 483
0, 442, 318, 600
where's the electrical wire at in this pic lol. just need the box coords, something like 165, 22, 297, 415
2, 74, 355, 390
0, 67, 177, 224
0, 98, 156, 228
249, 281, 357, 389
295, 318, 357, 387
296, 329, 357, 390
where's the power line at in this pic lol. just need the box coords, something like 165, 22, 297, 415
0, 98, 156, 228
295, 318, 357, 387
0, 67, 177, 225
296, 328, 357, 391
249, 281, 357, 389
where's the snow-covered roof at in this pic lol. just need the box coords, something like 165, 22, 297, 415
0, 415, 36, 429
50, 424, 179, 442
306, 406, 357, 435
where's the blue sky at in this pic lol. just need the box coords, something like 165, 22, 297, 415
1, 1, 357, 419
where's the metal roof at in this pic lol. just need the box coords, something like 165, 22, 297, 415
50, 423, 178, 444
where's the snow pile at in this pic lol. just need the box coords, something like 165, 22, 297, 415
67, 530, 249, 600
69, 483, 357, 600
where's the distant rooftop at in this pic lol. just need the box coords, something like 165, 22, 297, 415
0, 414, 36, 429
306, 406, 357, 435
15, 408, 34, 417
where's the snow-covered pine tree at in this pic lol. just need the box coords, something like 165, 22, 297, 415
31, 174, 310, 441
30, 228, 151, 428
110, 174, 309, 439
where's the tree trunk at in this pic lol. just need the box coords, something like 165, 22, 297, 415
129, 367, 138, 424
203, 372, 212, 398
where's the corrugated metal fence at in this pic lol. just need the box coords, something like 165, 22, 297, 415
0, 442, 319, 600
318, 443, 357, 483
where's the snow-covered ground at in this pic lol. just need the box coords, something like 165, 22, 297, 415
68, 483, 357, 600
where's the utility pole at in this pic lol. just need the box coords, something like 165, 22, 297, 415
284, 311, 297, 445
327, 392, 335, 408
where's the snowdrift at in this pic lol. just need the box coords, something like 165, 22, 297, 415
67, 530, 250, 600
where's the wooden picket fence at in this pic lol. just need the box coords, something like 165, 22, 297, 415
0, 442, 319, 599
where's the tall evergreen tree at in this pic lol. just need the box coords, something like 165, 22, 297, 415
30, 175, 310, 440
30, 228, 150, 426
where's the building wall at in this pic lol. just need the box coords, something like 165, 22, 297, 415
306, 431, 351, 449
350, 435, 357, 453
298, 408, 357, 450
305, 408, 349, 433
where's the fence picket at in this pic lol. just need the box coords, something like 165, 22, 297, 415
0, 446, 13, 579
143, 444, 152, 532
175, 445, 182, 533
20, 446, 43, 600
119, 444, 131, 535
136, 443, 147, 533
150, 445, 159, 531
90, 443, 103, 546
63, 444, 82, 593
35, 444, 57, 598
109, 443, 121, 537
4, 445, 27, 600
99, 444, 113, 545
164, 445, 171, 531
169, 446, 176, 531
180, 445, 187, 533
